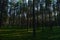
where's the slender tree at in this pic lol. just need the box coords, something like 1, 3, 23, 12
0, 0, 8, 27
45, 0, 52, 27
57, 0, 60, 26
33, 0, 36, 37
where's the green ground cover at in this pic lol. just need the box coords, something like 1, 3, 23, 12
0, 26, 60, 40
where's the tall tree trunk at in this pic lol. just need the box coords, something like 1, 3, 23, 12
0, 0, 7, 27
33, 0, 36, 37
57, 0, 60, 26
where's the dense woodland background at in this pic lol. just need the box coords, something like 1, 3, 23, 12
0, 0, 60, 27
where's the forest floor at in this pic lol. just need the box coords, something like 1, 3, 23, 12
0, 26, 60, 40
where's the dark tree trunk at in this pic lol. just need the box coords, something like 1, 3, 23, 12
0, 0, 7, 27
33, 0, 36, 37
57, 0, 60, 26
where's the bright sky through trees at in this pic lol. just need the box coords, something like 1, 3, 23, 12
7, 0, 57, 17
